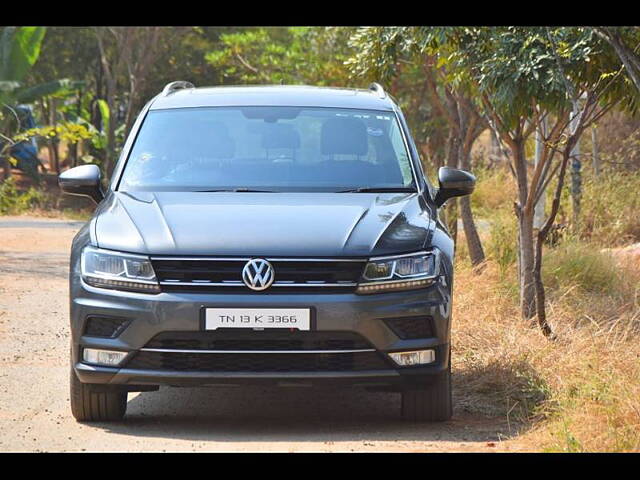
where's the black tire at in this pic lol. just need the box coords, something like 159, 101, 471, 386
401, 362, 452, 422
70, 366, 127, 422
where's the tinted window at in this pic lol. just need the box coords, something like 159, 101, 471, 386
119, 106, 415, 192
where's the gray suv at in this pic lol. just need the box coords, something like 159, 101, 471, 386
60, 82, 475, 422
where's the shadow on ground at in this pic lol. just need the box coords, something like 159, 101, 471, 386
0, 252, 68, 278
453, 359, 550, 435
92, 380, 521, 445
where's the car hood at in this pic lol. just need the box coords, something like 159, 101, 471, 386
94, 191, 433, 257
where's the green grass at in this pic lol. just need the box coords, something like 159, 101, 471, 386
542, 241, 622, 296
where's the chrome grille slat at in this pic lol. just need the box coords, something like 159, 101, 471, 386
140, 348, 376, 354
151, 257, 365, 292
158, 281, 358, 287
150, 256, 367, 262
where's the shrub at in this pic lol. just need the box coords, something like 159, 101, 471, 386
0, 177, 44, 215
470, 166, 516, 216
578, 170, 640, 247
542, 241, 622, 296
486, 208, 519, 273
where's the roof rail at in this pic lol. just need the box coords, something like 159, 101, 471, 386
368, 82, 386, 99
161, 80, 195, 96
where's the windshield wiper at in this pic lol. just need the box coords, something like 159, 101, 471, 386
195, 188, 276, 193
337, 187, 417, 193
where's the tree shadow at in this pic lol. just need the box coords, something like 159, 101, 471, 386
453, 359, 551, 436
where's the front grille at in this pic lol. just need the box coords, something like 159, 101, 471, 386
145, 330, 373, 351
151, 257, 365, 293
126, 351, 390, 372
83, 316, 130, 338
383, 316, 434, 339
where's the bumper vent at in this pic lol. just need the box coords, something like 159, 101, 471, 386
126, 350, 390, 372
383, 316, 434, 339
83, 316, 130, 338
145, 330, 373, 351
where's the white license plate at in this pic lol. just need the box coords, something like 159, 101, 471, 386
205, 308, 311, 330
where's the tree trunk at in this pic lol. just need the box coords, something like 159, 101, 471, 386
512, 138, 536, 320
533, 232, 555, 339
94, 27, 118, 179
591, 124, 600, 176
52, 140, 60, 175
50, 99, 61, 175
570, 136, 581, 228
518, 207, 537, 320
444, 131, 459, 244
104, 96, 116, 177
1, 155, 10, 180
69, 143, 78, 168
533, 144, 573, 340
594, 28, 640, 95
533, 120, 547, 231
459, 196, 485, 265
459, 143, 485, 266
489, 129, 502, 167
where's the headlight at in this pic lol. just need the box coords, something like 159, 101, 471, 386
357, 250, 441, 294
81, 246, 160, 293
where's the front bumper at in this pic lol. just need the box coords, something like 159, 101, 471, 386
71, 277, 452, 389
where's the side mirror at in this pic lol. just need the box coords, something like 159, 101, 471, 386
58, 165, 104, 204
433, 166, 476, 208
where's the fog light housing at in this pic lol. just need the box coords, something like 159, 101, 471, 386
388, 349, 435, 366
82, 348, 128, 367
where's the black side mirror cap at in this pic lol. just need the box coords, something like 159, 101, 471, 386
433, 166, 476, 208
58, 165, 104, 204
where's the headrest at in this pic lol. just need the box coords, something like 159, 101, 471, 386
172, 121, 235, 159
321, 117, 368, 156
260, 123, 301, 150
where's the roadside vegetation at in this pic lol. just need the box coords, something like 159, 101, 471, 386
454, 165, 640, 451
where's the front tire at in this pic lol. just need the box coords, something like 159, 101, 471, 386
70, 366, 127, 422
401, 361, 452, 422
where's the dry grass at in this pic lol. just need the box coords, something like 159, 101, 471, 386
578, 171, 640, 247
453, 255, 640, 451
453, 197, 640, 451
470, 166, 517, 216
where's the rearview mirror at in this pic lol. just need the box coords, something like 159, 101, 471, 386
58, 165, 104, 204
433, 167, 476, 208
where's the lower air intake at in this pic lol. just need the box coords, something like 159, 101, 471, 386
383, 316, 434, 339
83, 316, 131, 338
125, 351, 391, 372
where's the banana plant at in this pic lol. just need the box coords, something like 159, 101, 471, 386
1, 26, 82, 179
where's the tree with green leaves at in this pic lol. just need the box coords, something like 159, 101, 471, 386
422, 27, 636, 332
593, 27, 640, 94
93, 27, 172, 175
1, 26, 82, 179
205, 27, 354, 86
346, 26, 487, 267
348, 26, 638, 332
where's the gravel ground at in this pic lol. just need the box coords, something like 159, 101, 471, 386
0, 216, 527, 452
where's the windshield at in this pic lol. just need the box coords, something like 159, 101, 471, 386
118, 106, 415, 192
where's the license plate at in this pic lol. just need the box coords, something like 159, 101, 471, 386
204, 308, 311, 330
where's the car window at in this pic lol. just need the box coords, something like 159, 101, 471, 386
119, 106, 416, 192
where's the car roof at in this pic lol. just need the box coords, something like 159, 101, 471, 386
149, 85, 398, 111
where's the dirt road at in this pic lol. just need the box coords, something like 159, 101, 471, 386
0, 216, 527, 452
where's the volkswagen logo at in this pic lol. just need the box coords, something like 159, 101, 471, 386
242, 258, 275, 291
